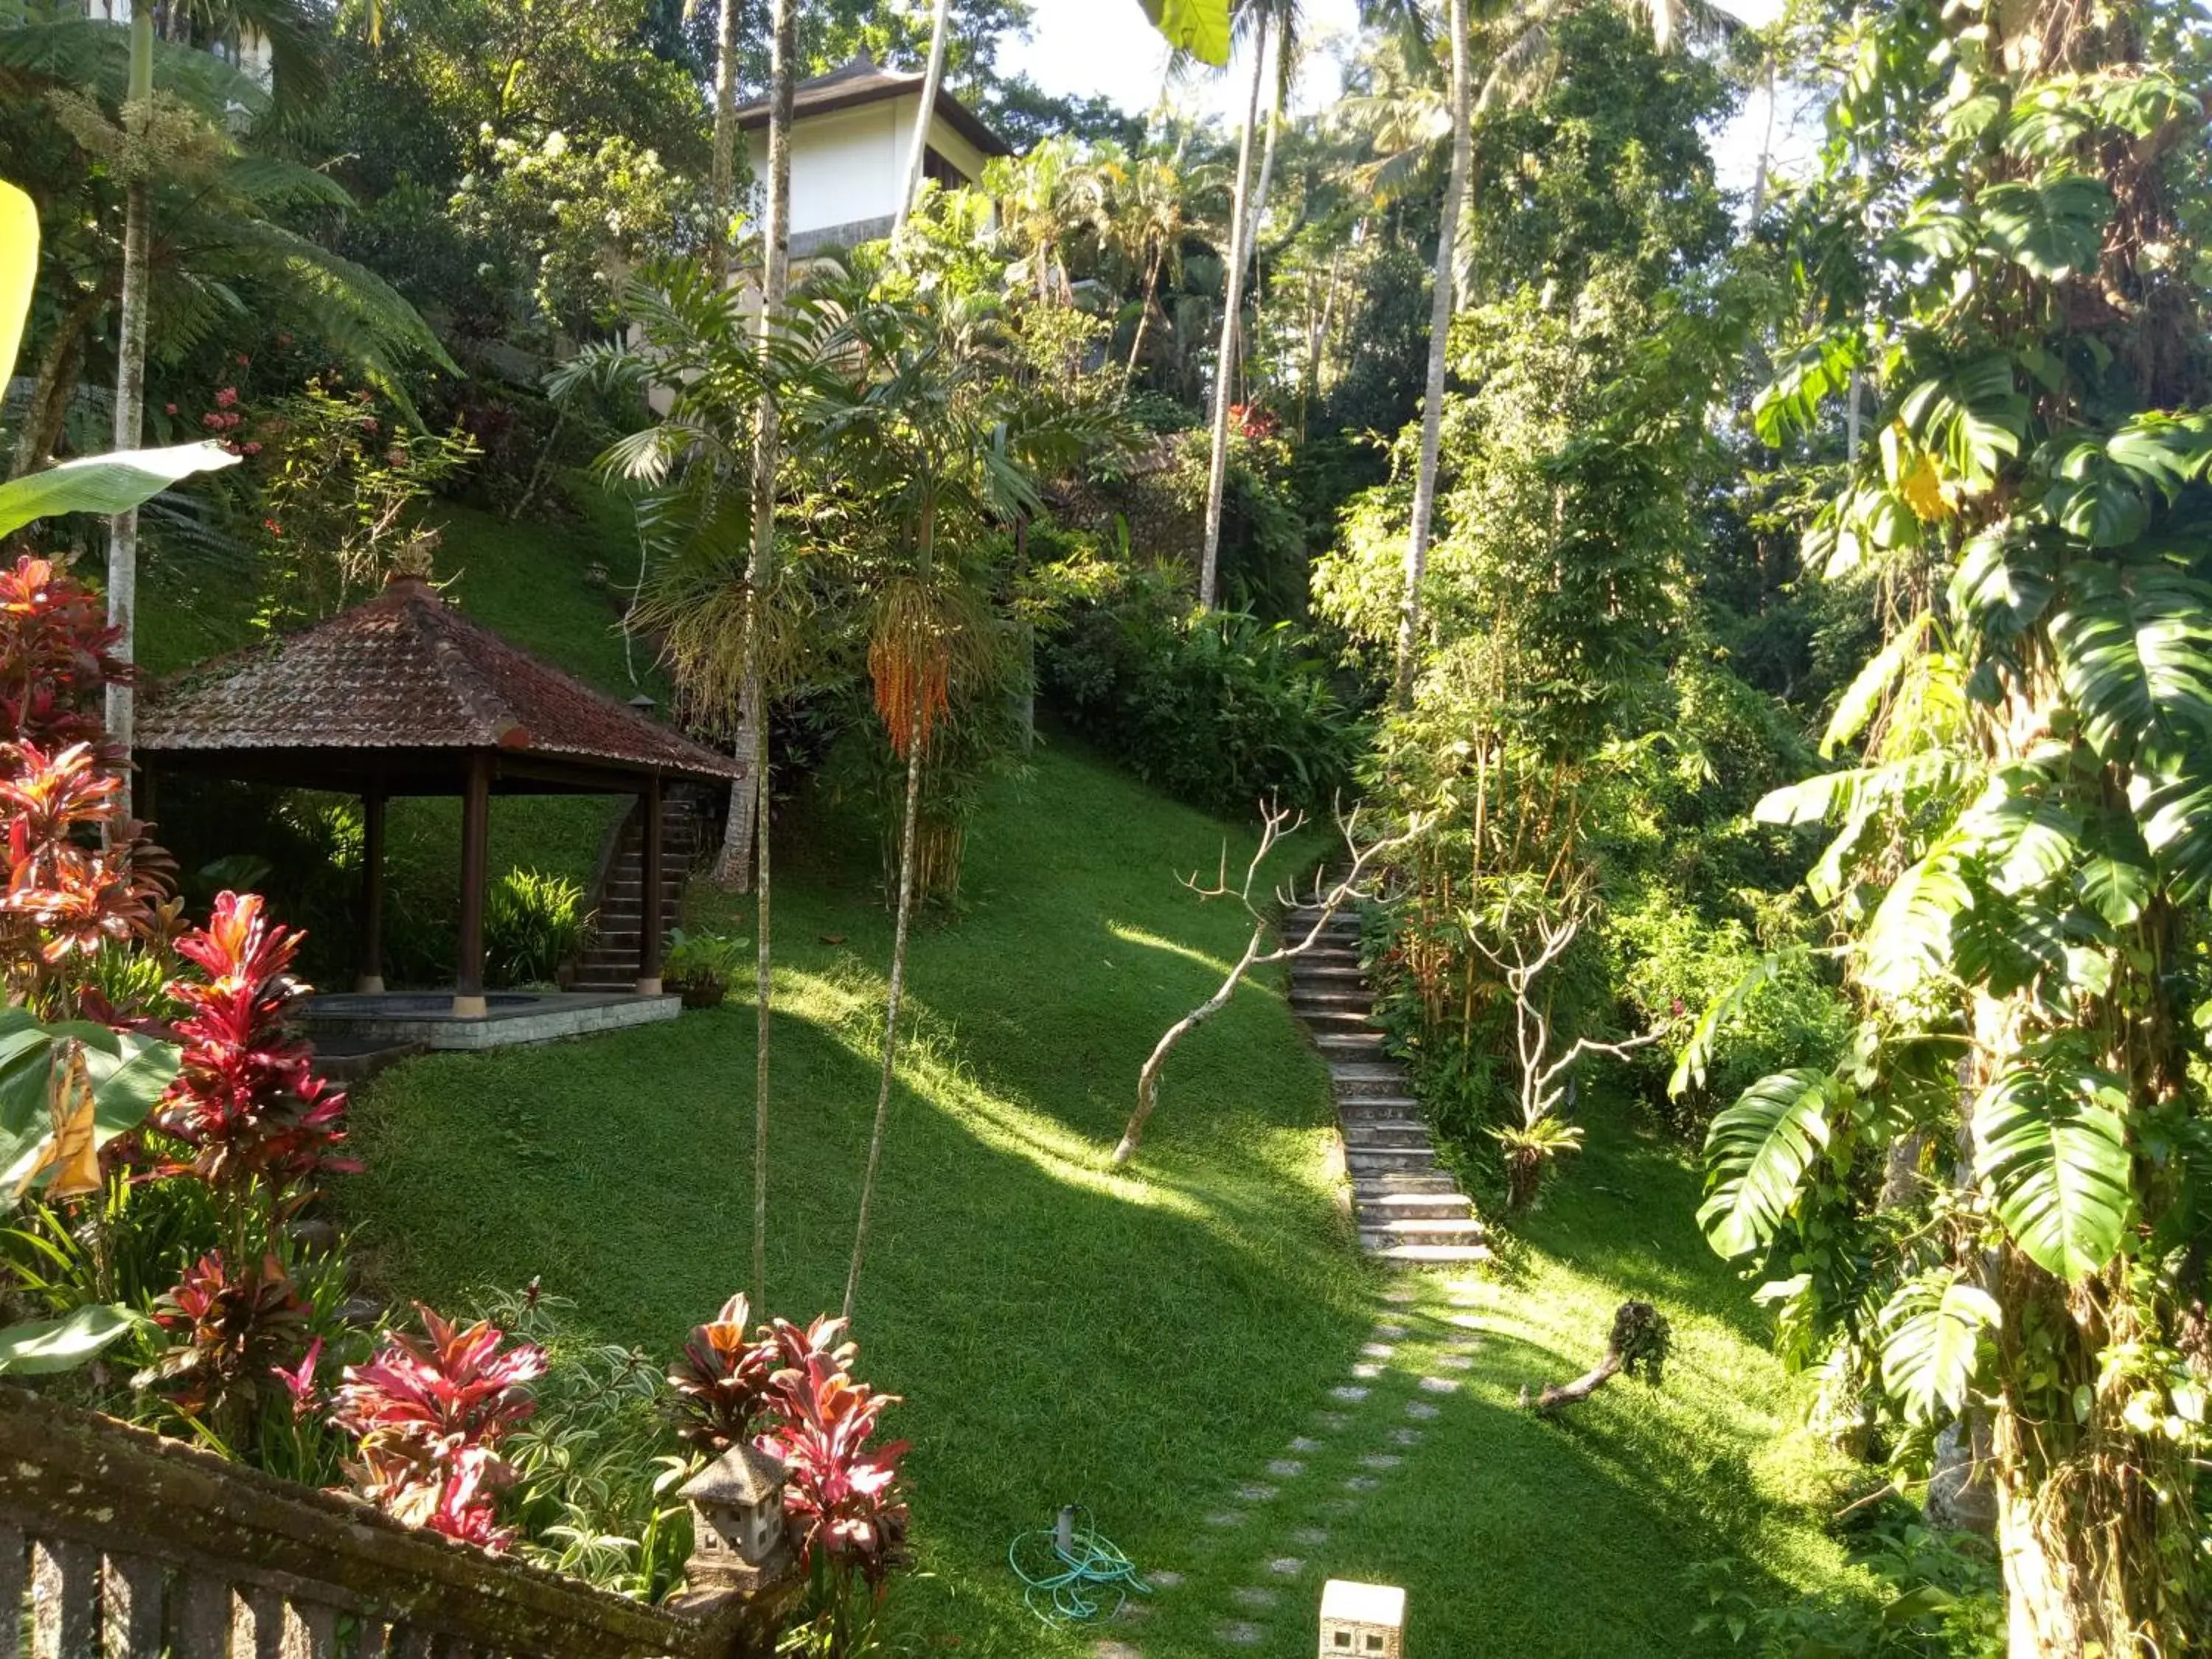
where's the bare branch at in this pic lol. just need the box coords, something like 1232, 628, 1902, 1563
1113, 804, 1427, 1166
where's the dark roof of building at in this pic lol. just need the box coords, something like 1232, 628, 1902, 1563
136, 575, 743, 793
734, 54, 1012, 159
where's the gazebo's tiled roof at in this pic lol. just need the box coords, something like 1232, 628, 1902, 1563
138, 577, 742, 786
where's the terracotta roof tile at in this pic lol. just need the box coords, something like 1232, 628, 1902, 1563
138, 578, 743, 785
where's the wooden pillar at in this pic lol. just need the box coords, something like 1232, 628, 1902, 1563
636, 773, 664, 995
357, 785, 387, 994
455, 753, 490, 1017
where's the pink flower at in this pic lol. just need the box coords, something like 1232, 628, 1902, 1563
387, 447, 408, 467
164, 403, 178, 415
263, 518, 282, 538
273, 1337, 324, 1421
235, 353, 251, 366
360, 417, 379, 434
203, 413, 222, 428
241, 442, 262, 456
215, 386, 238, 408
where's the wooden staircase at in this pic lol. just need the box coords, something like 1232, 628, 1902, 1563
571, 792, 705, 993
1286, 903, 1491, 1267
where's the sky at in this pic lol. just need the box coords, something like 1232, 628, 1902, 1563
1001, 0, 1819, 199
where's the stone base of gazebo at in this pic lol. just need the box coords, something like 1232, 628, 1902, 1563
302, 990, 681, 1052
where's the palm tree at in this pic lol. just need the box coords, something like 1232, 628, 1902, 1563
1196, 3, 1273, 609
739, 0, 799, 1317
892, 0, 954, 236
706, 0, 741, 284
97, 0, 326, 812
1117, 153, 1196, 379
1390, 0, 1470, 709
1380, 0, 1719, 705
827, 273, 1119, 1323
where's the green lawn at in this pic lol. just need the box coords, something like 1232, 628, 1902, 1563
339, 741, 1868, 1656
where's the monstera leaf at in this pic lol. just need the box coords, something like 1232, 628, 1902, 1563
1979, 173, 2112, 279
1973, 1054, 2133, 1281
1138, 0, 1231, 64
1880, 1272, 2000, 1423
1858, 845, 1971, 1001
1699, 1068, 1843, 1259
2050, 562, 2212, 773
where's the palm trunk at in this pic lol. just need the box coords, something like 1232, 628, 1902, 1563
106, 9, 153, 814
745, 0, 797, 1315
707, 0, 741, 285
1389, 0, 1471, 710
893, 0, 953, 237
1244, 46, 1284, 288
1125, 243, 1166, 380
843, 725, 926, 1324
1198, 12, 1270, 611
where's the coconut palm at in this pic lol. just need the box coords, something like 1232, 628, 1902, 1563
892, 0, 954, 235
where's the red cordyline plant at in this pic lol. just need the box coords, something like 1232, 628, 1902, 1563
334, 1304, 548, 1551
152, 890, 355, 1202
759, 1330, 910, 1593
0, 558, 170, 1008
136, 1251, 310, 1427
668, 1297, 860, 1455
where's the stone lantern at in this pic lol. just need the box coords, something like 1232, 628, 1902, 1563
1319, 1579, 1405, 1658
680, 1443, 796, 1591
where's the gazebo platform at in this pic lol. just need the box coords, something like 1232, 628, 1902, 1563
302, 990, 681, 1051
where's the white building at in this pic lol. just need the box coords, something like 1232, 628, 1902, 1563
734, 56, 1012, 258
77, 0, 275, 88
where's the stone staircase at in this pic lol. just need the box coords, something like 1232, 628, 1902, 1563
1286, 903, 1490, 1267
571, 792, 706, 994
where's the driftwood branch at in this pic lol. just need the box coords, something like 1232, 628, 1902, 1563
1112, 799, 1425, 1166
1520, 1301, 1672, 1415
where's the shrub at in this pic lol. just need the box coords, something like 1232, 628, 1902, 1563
334, 1303, 549, 1551
484, 869, 594, 989
664, 930, 750, 1010
1040, 563, 1363, 819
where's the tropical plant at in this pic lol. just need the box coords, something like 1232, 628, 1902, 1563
135, 1248, 310, 1430
334, 1303, 549, 1551
758, 1329, 910, 1593
662, 928, 751, 1010
1689, 0, 2212, 1645
482, 869, 594, 989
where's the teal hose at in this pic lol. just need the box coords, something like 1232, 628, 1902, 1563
1007, 1507, 1152, 1627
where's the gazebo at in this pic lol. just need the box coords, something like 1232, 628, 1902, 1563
135, 572, 742, 1019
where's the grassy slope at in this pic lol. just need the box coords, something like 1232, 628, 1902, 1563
341, 742, 1865, 1656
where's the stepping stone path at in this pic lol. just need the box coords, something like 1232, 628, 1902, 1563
1284, 902, 1490, 1265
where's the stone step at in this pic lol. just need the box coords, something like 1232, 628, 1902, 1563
1357, 1190, 1476, 1222
1353, 1170, 1460, 1195
1338, 1092, 1420, 1113
1301, 945, 1361, 965
1292, 964, 1366, 984
1299, 1012, 1378, 1034
1332, 1062, 1411, 1098
1370, 1242, 1495, 1266
1347, 1148, 1436, 1176
1314, 1031, 1387, 1055
1342, 1121, 1430, 1150
1360, 1217, 1489, 1249
1291, 989, 1373, 1010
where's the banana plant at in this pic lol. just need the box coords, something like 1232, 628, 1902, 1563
0, 175, 218, 1377
0, 178, 237, 537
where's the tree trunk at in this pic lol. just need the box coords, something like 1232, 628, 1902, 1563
893, 0, 953, 237
745, 0, 796, 1316
1197, 12, 1269, 611
843, 727, 927, 1323
106, 10, 154, 816
1388, 0, 1472, 710
707, 0, 741, 285
1116, 928, 1265, 1166
10, 287, 101, 479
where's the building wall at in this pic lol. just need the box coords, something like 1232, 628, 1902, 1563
745, 95, 995, 250
77, 0, 274, 88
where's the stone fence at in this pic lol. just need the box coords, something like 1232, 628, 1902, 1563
0, 1386, 785, 1658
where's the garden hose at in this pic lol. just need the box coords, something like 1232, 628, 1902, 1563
1007, 1506, 1151, 1627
